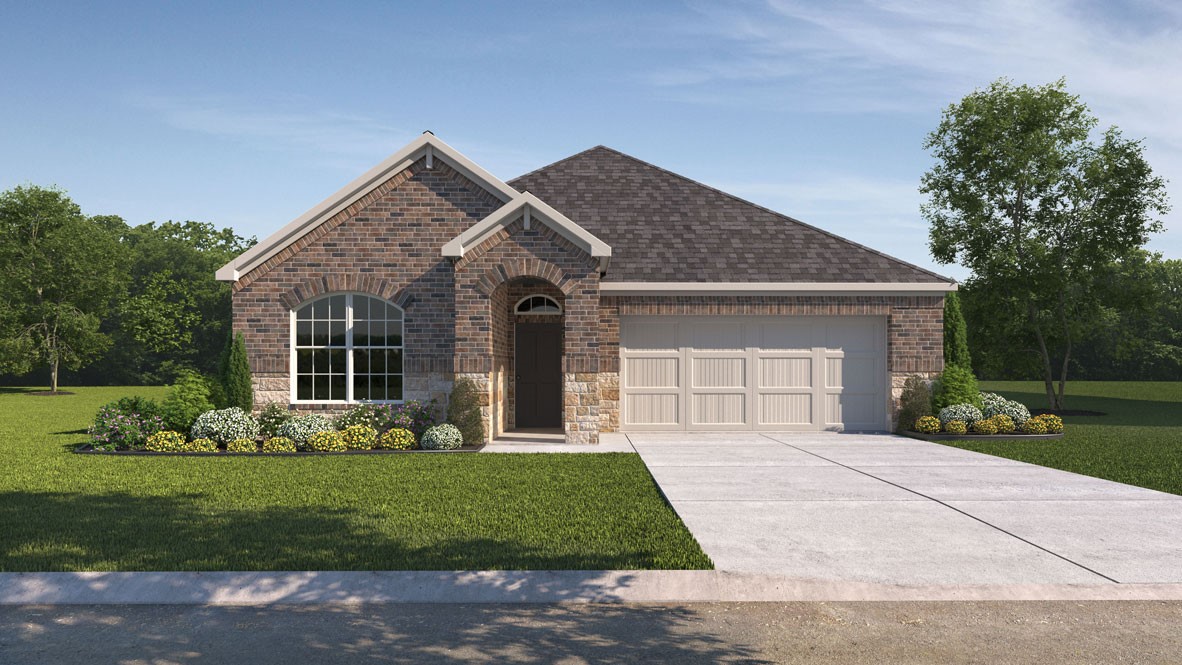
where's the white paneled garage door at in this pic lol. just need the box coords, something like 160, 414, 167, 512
620, 316, 887, 431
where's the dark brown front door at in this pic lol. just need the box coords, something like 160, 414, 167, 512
515, 323, 562, 428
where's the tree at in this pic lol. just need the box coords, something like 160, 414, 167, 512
943, 291, 971, 370
921, 78, 1170, 409
221, 332, 253, 412
0, 186, 125, 391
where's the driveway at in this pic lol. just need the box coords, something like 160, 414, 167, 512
616, 432, 1182, 585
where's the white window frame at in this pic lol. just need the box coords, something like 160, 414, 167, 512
514, 294, 563, 316
289, 293, 405, 404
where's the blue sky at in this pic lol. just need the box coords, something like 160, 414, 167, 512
3, 1, 1180, 281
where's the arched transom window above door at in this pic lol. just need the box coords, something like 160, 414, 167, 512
292, 293, 403, 403
515, 294, 562, 315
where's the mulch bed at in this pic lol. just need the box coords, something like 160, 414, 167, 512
903, 431, 1064, 442
28, 390, 76, 396
73, 444, 485, 456
1031, 408, 1106, 417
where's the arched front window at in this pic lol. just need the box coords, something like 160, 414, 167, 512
515, 294, 562, 315
292, 294, 403, 403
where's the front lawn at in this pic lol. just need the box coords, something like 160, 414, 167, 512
942, 381, 1182, 496
0, 387, 711, 572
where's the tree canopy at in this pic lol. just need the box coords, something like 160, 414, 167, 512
921, 78, 1170, 409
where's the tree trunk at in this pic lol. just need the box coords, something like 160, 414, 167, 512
1029, 304, 1058, 410
50, 357, 59, 393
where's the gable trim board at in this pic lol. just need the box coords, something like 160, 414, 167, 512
216, 133, 520, 283
601, 282, 956, 295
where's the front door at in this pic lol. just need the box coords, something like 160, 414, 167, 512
515, 323, 562, 428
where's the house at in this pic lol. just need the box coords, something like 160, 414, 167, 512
217, 133, 954, 444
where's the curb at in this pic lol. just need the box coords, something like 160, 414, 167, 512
3, 571, 1182, 605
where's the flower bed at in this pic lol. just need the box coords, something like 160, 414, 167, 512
903, 391, 1065, 440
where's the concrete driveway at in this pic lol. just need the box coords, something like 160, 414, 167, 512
615, 432, 1182, 586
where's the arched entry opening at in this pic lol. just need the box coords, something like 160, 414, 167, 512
490, 277, 566, 435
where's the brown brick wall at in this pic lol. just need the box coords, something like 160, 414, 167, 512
231, 157, 504, 408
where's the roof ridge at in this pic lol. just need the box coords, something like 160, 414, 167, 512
525, 145, 955, 284
508, 145, 610, 189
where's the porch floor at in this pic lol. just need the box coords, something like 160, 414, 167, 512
484, 430, 637, 453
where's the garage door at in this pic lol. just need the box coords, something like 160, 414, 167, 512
620, 316, 887, 431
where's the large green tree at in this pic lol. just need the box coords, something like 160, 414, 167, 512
921, 78, 1170, 409
0, 186, 125, 391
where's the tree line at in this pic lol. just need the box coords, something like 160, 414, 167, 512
0, 185, 255, 390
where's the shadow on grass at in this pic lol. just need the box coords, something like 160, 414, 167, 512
0, 490, 686, 572
2, 603, 771, 664
987, 391, 1182, 428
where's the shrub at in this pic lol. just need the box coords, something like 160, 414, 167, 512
276, 414, 335, 448
447, 377, 484, 446
943, 291, 971, 370
938, 403, 983, 426
991, 414, 1016, 434
340, 424, 377, 450
971, 418, 998, 435
161, 370, 215, 432
220, 331, 253, 412
257, 402, 293, 438
226, 438, 257, 453
1021, 416, 1049, 435
145, 430, 186, 452
980, 392, 1031, 425
377, 427, 416, 450
262, 436, 297, 453
421, 423, 464, 450
307, 430, 347, 452
944, 420, 968, 435
895, 375, 933, 433
186, 437, 218, 453
89, 401, 165, 450
334, 404, 387, 431
190, 407, 259, 445
932, 364, 980, 411
1025, 413, 1064, 434
914, 415, 941, 434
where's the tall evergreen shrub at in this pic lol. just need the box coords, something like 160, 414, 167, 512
221, 331, 253, 412
943, 292, 971, 370
446, 377, 484, 446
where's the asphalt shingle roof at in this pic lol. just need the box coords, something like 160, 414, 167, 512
508, 146, 951, 284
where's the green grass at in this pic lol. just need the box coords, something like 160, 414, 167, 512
941, 381, 1182, 496
0, 387, 711, 572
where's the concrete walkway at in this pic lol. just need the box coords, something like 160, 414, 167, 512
620, 431, 1182, 586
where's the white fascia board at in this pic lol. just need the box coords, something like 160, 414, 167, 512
216, 134, 521, 282
599, 282, 958, 296
441, 192, 611, 259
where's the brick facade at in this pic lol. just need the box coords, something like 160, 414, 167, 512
229, 155, 945, 443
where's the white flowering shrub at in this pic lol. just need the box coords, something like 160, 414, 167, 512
190, 407, 259, 445
276, 414, 335, 448
938, 403, 983, 426
979, 392, 1031, 425
421, 423, 464, 450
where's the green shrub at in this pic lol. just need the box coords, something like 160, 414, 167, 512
190, 407, 259, 445
1021, 416, 1049, 435
306, 430, 347, 452
334, 404, 387, 431
914, 415, 941, 434
971, 418, 999, 435
226, 438, 257, 453
112, 395, 164, 423
161, 370, 215, 432
220, 331, 253, 413
446, 377, 484, 446
991, 414, 1016, 434
186, 437, 218, 453
276, 414, 335, 448
932, 364, 980, 411
980, 392, 1031, 425
421, 423, 464, 450
145, 430, 187, 452
944, 420, 968, 435
262, 436, 297, 453
340, 424, 377, 450
376, 427, 416, 450
257, 402, 292, 438
895, 375, 933, 433
1039, 413, 1065, 434
89, 401, 165, 450
943, 291, 971, 370
938, 403, 983, 426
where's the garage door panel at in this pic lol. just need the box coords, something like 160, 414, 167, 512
825, 356, 843, 389
625, 393, 680, 426
689, 322, 746, 350
826, 323, 877, 352
691, 393, 746, 426
758, 393, 813, 426
623, 322, 679, 351
693, 357, 746, 388
759, 356, 811, 388
841, 356, 878, 389
756, 322, 816, 350
624, 357, 680, 389
837, 393, 877, 429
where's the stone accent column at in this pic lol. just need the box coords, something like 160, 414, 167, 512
456, 371, 493, 445
564, 372, 601, 444
598, 371, 620, 432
